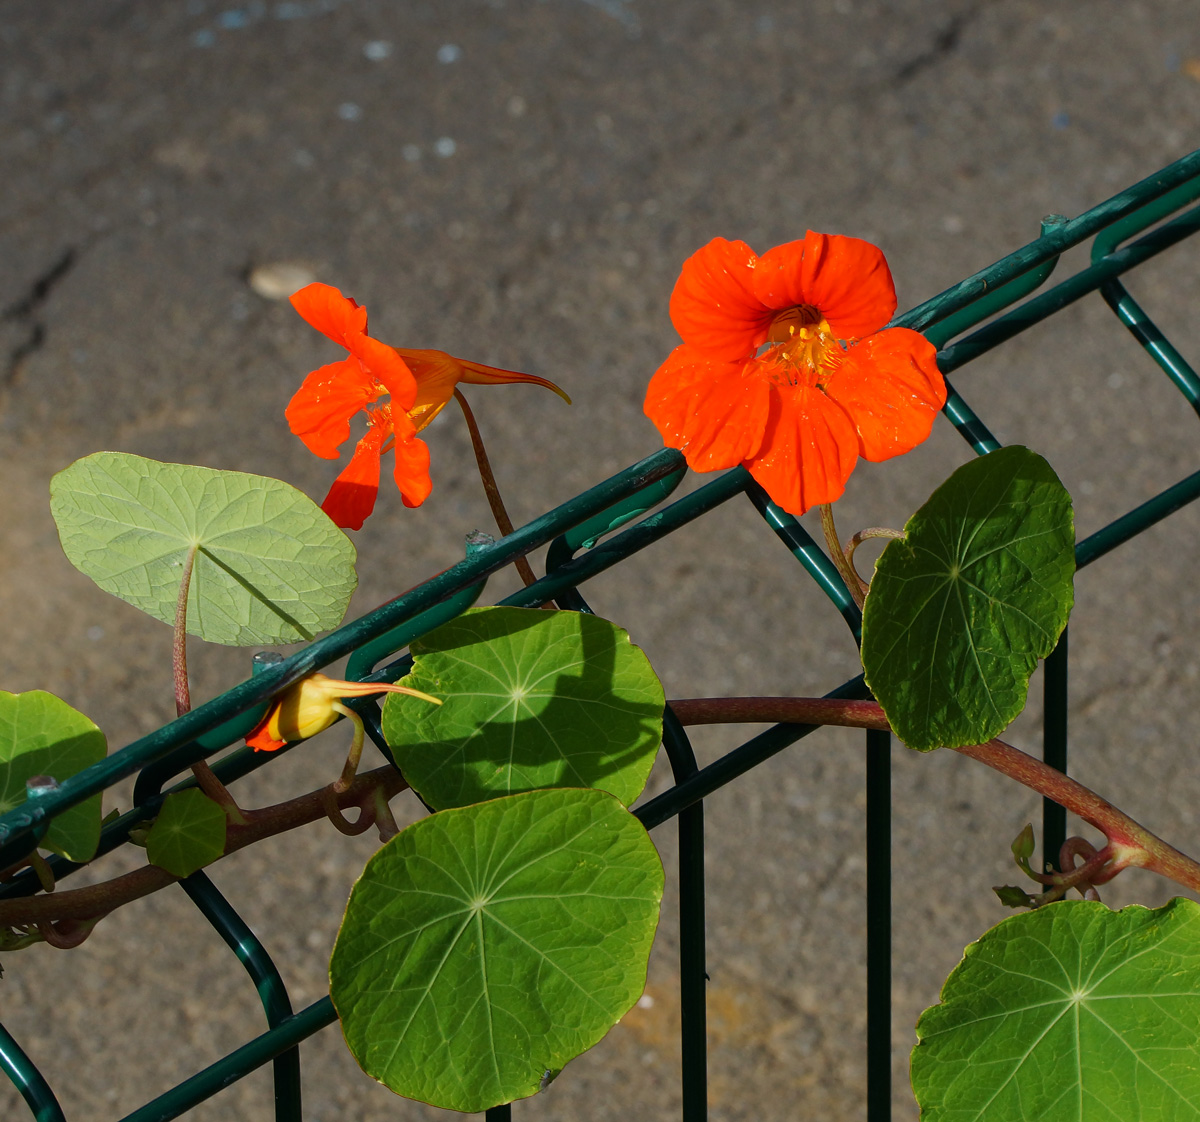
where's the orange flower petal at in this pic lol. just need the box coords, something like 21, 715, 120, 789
822, 329, 945, 462
285, 357, 379, 459
753, 232, 897, 341
669, 238, 771, 361
345, 333, 417, 410
322, 426, 384, 530
644, 345, 770, 470
452, 356, 572, 403
290, 283, 368, 346
246, 705, 287, 752
392, 428, 433, 508
394, 349, 464, 433
395, 348, 572, 434
746, 381, 859, 516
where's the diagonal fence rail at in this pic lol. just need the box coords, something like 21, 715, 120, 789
2, 146, 1200, 1121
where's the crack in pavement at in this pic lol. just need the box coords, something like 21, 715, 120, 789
892, 6, 979, 86
3, 246, 78, 387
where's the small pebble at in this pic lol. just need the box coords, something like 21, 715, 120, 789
434, 137, 456, 157
437, 43, 462, 64
338, 102, 362, 121
248, 262, 317, 300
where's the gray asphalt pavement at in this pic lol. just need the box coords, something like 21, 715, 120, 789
2, 1, 1200, 1118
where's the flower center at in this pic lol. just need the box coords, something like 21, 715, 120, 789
762, 304, 843, 388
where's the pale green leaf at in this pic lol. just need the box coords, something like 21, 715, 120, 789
51, 452, 357, 645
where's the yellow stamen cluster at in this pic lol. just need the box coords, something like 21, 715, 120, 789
762, 305, 844, 389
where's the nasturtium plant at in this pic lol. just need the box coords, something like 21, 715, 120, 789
330, 787, 664, 1112
861, 445, 1074, 750
144, 789, 227, 879
50, 452, 357, 645
0, 690, 107, 862
912, 898, 1200, 1121
382, 606, 665, 809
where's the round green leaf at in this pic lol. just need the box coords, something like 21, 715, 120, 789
913, 898, 1200, 1121
381, 606, 664, 809
144, 789, 227, 878
0, 691, 106, 862
50, 452, 357, 645
330, 787, 664, 1112
861, 446, 1074, 750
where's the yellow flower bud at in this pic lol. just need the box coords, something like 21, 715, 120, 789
247, 672, 440, 752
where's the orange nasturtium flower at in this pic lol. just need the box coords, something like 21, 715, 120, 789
644, 232, 945, 516
287, 283, 570, 530
246, 672, 441, 752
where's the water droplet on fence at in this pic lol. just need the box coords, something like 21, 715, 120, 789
253, 651, 286, 674
465, 530, 495, 555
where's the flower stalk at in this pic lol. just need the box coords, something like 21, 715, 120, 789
454, 388, 537, 588
819, 504, 868, 607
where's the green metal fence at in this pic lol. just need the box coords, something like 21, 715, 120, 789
2, 146, 1200, 1122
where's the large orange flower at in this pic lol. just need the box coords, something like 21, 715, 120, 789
287, 283, 569, 530
644, 233, 945, 515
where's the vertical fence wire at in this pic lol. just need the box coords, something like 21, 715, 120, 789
661, 708, 709, 1122
865, 729, 892, 1122
1042, 632, 1069, 872
179, 872, 301, 1121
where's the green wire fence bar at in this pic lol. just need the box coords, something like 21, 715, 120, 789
3, 145, 1200, 1121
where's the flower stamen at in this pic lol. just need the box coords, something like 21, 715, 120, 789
760, 305, 844, 388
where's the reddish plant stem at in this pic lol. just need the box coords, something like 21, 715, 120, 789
454, 388, 538, 589
171, 541, 247, 825
670, 697, 890, 731
36, 917, 100, 949
669, 695, 1200, 895
192, 759, 250, 826
173, 543, 199, 718
0, 766, 408, 928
